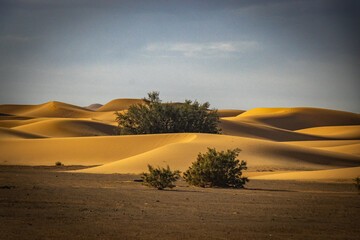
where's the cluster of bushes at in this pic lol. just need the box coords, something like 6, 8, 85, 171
141, 148, 249, 190
115, 92, 220, 135
117, 92, 247, 190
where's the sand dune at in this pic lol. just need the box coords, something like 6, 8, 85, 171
96, 99, 144, 112
1, 101, 359, 181
0, 118, 46, 128
0, 134, 197, 165
250, 166, 360, 181
0, 127, 47, 139
0, 101, 94, 118
235, 107, 360, 130
85, 103, 103, 111
295, 125, 360, 140
316, 143, 360, 156
2, 133, 359, 170
220, 118, 330, 141
217, 109, 245, 117
13, 119, 117, 137
285, 140, 360, 156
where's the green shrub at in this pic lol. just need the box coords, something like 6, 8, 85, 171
183, 148, 248, 188
141, 164, 181, 190
115, 91, 220, 135
55, 161, 63, 166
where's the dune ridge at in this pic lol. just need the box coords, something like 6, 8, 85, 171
235, 107, 360, 130
96, 99, 144, 112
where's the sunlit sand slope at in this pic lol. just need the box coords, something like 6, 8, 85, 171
295, 125, 360, 140
220, 118, 330, 141
250, 166, 360, 181
286, 140, 360, 156
217, 110, 245, 117
0, 127, 47, 139
96, 99, 144, 112
235, 108, 360, 130
13, 119, 117, 137
74, 134, 360, 174
0, 134, 196, 165
0, 101, 94, 118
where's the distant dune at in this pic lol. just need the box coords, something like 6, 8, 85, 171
85, 103, 103, 111
295, 125, 360, 140
96, 99, 144, 112
0, 101, 94, 118
0, 100, 359, 181
236, 107, 360, 130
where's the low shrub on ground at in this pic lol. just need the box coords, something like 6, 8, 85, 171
183, 148, 248, 188
55, 161, 63, 166
141, 165, 181, 190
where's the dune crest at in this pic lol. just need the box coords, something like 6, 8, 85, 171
96, 99, 144, 112
235, 107, 360, 130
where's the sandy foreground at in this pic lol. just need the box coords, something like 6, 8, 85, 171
1, 166, 359, 240
0, 99, 360, 239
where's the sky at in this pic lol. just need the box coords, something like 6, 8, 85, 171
0, 0, 359, 112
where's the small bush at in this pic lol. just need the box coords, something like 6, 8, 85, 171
183, 148, 248, 188
354, 176, 360, 193
141, 164, 181, 190
55, 161, 63, 166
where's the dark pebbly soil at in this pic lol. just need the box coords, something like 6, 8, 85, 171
0, 165, 359, 240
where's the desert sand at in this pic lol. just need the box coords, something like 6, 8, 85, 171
1, 100, 359, 181
1, 99, 360, 239
1, 165, 359, 240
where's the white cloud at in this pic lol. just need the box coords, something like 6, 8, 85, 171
144, 41, 259, 58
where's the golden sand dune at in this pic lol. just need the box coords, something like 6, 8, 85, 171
220, 118, 330, 141
1, 133, 359, 172
217, 109, 245, 117
1, 101, 359, 181
0, 101, 94, 118
0, 127, 47, 139
71, 134, 360, 174
90, 111, 119, 123
0, 112, 33, 121
250, 166, 360, 181
295, 125, 360, 139
318, 143, 360, 156
286, 140, 360, 156
0, 134, 196, 165
96, 99, 144, 112
0, 118, 46, 128
235, 107, 360, 130
13, 119, 117, 137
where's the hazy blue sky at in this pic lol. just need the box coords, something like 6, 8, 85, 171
0, 0, 359, 112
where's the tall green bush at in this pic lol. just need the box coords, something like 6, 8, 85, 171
183, 148, 248, 188
115, 91, 220, 134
